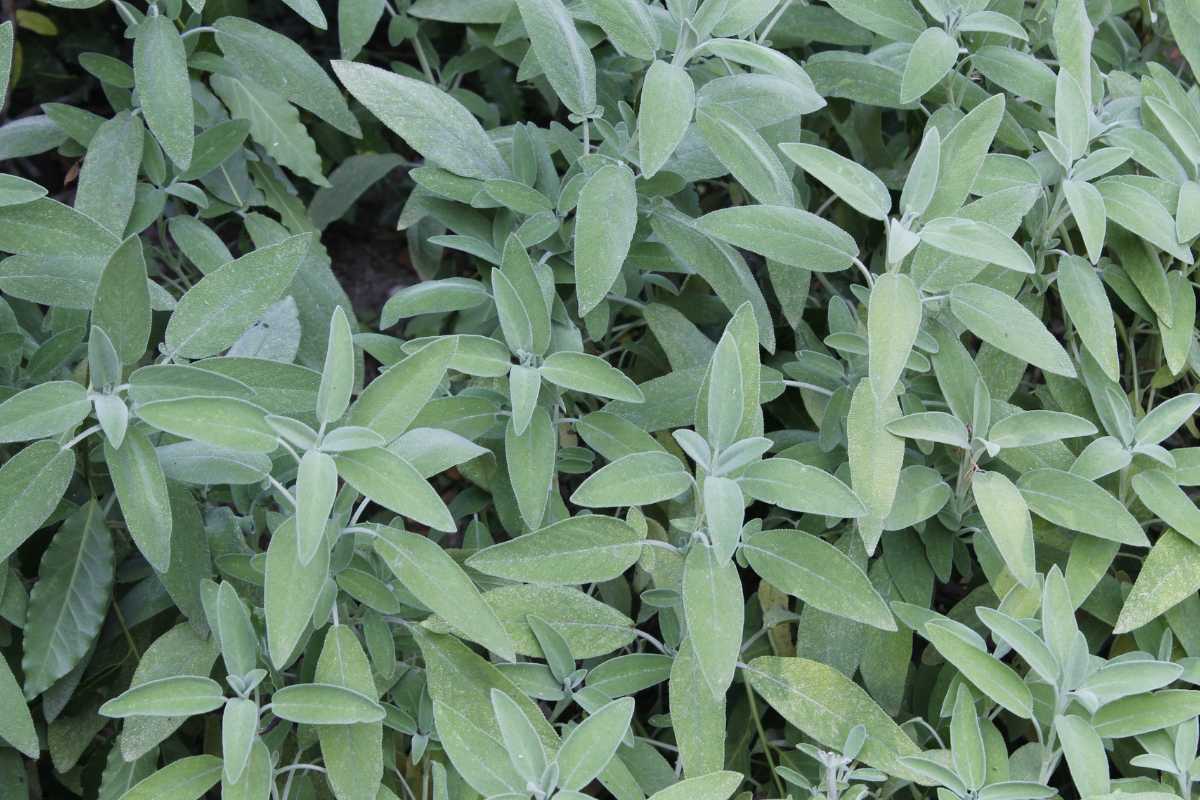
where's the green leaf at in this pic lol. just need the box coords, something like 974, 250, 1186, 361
505, 407, 558, 529
886, 411, 970, 448
220, 698, 257, 785
1057, 254, 1118, 380
334, 447, 454, 531
333, 62, 509, 180
1160, 268, 1196, 375
1063, 180, 1108, 266
99, 676, 225, 718
541, 352, 644, 402
556, 697, 635, 790
0, 440, 74, 563
416, 629, 559, 794
926, 94, 1005, 219
1091, 691, 1200, 738
467, 515, 644, 584
21, 501, 113, 699
93, 235, 152, 364
972, 471, 1036, 588
704, 329, 744, 451
215, 582, 257, 678
1115, 530, 1200, 633
1136, 393, 1200, 445
682, 543, 743, 698
210, 75, 328, 185
271, 683, 385, 724
574, 162, 638, 315
0, 174, 47, 207
781, 142, 891, 220
986, 410, 1097, 449
380, 278, 489, 327
639, 61, 695, 178
214, 16, 360, 136
1055, 715, 1110, 796
571, 451, 691, 507
1015, 468, 1148, 547
105, 426, 173, 572
119, 755, 222, 800
746, 656, 924, 781
867, 273, 921, 399
924, 619, 1033, 718
515, 0, 597, 115
0, 22, 12, 106
137, 397, 278, 454
697, 205, 858, 272
586, 0, 659, 59
742, 529, 895, 629
0, 652, 37, 757
1132, 470, 1200, 546
372, 524, 515, 660
264, 516, 329, 669
1098, 178, 1195, 264
316, 306, 355, 425
900, 27, 957, 103
0, 381, 89, 443
740, 458, 866, 517
296, 450, 337, 565
951, 684, 986, 790
646, 772, 744, 800
134, 16, 193, 169
347, 336, 454, 441
920, 217, 1034, 274
315, 624, 384, 800
164, 235, 312, 360
697, 104, 794, 206
847, 381, 904, 552
75, 111, 143, 236
950, 284, 1075, 377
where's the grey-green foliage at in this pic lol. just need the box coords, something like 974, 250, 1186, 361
0, 0, 1198, 798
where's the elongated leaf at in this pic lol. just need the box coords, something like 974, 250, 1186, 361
867, 273, 921, 399
272, 683, 385, 724
22, 501, 114, 699
335, 447, 454, 531
515, 0, 597, 115
683, 543, 743, 698
574, 162, 638, 315
372, 524, 515, 660
333, 61, 510, 180
742, 529, 894, 629
134, 16, 193, 168
746, 656, 924, 781
639, 61, 695, 178
119, 755, 222, 800
924, 619, 1033, 718
100, 676, 225, 718
0, 440, 75, 563
972, 471, 1036, 588
467, 515, 644, 584
105, 426, 173, 572
264, 517, 329, 669
697, 205, 858, 272
950, 284, 1075, 377
781, 142, 891, 220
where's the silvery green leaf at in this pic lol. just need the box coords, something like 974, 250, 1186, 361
1131, 469, 1200, 545
886, 411, 969, 448
740, 458, 866, 518
1057, 254, 1118, 379
506, 407, 557, 529
555, 697, 634, 790
682, 543, 742, 698
639, 61, 695, 178
899, 27, 957, 104
1063, 179, 1107, 266
703, 476, 743, 563
696, 205, 858, 272
335, 447, 455, 531
924, 619, 1033, 718
867, 273, 921, 399
950, 284, 1075, 377
99, 676, 225, 718
986, 410, 1097, 449
541, 352, 644, 402
574, 162, 638, 315
743, 529, 894, 629
515, 0, 597, 115
697, 104, 794, 206
920, 217, 1034, 274
571, 451, 691, 507
134, 16, 193, 169
972, 471, 1036, 588
373, 525, 515, 661
333, 61, 510, 180
467, 515, 644, 584
781, 143, 891, 220
264, 516, 329, 669
105, 426, 173, 572
1017, 468, 1148, 547
586, 0, 659, 59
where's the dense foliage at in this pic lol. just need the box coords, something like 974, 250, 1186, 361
0, 0, 1199, 798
